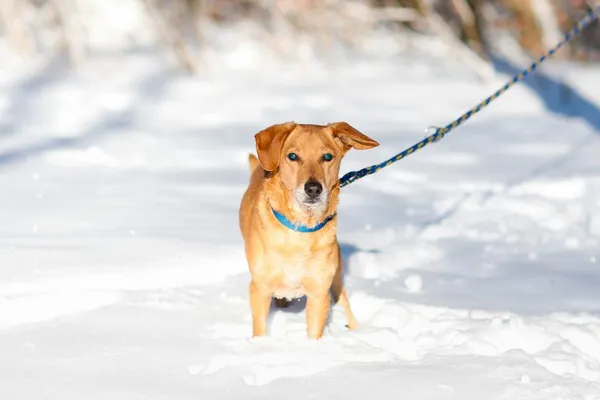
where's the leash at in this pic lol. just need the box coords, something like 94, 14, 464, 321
339, 5, 600, 189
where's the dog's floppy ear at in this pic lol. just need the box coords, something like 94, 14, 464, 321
329, 121, 379, 151
254, 121, 297, 171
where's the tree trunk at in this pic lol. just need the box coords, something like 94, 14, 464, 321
503, 0, 545, 56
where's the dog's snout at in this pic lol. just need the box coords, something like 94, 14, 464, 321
304, 179, 323, 199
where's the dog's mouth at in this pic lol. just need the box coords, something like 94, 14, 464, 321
293, 186, 328, 215
303, 198, 319, 205
295, 192, 325, 206
300, 198, 327, 213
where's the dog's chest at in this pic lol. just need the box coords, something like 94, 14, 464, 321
271, 251, 312, 299
280, 257, 308, 287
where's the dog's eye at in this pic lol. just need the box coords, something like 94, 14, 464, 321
287, 152, 298, 161
323, 153, 333, 162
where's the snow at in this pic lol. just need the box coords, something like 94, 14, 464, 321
1, 40, 600, 399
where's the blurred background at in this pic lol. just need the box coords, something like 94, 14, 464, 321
1, 0, 599, 76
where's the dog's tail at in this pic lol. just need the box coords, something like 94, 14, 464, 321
248, 154, 259, 173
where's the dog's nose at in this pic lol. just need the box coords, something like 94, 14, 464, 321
304, 179, 323, 199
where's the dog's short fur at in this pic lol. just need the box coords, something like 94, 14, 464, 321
238, 121, 379, 339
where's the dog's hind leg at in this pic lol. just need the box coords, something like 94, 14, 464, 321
274, 298, 291, 308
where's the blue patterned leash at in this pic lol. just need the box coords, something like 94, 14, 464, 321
339, 5, 600, 189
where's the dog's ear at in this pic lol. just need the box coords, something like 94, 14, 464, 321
329, 122, 379, 152
254, 122, 297, 171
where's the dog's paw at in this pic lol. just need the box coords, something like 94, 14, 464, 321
345, 319, 359, 331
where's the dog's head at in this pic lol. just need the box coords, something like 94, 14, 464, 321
254, 121, 379, 216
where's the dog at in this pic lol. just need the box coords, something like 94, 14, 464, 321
238, 121, 379, 339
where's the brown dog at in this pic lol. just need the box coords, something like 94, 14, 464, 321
238, 121, 379, 339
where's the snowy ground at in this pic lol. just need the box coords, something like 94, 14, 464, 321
1, 42, 600, 399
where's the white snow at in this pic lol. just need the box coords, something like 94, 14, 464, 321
1, 37, 600, 399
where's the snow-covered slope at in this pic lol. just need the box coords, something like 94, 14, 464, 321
1, 47, 600, 399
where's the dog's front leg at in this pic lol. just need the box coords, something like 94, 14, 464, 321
306, 292, 331, 339
249, 280, 272, 337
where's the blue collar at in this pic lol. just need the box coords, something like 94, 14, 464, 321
271, 207, 336, 233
